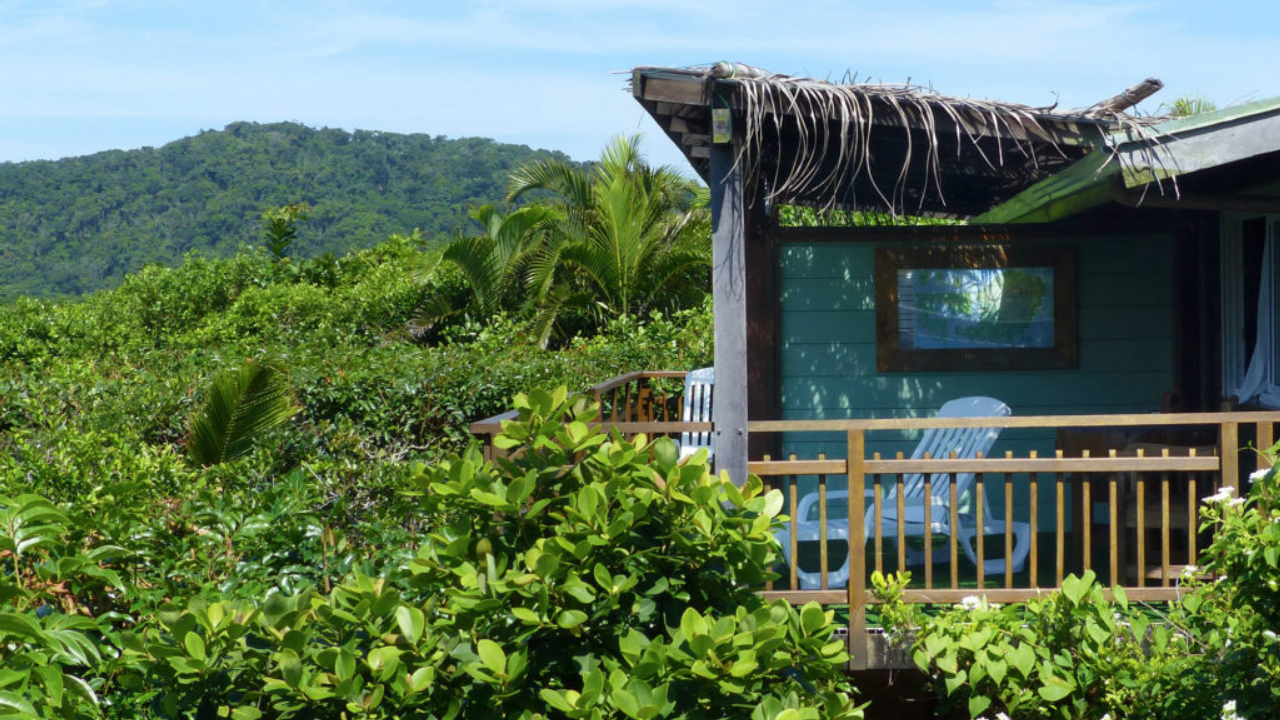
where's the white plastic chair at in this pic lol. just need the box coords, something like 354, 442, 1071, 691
779, 397, 1031, 588
678, 367, 714, 462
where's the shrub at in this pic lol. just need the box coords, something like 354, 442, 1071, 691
877, 440, 1280, 720
127, 389, 861, 719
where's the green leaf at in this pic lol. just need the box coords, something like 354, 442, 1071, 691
183, 632, 207, 661
540, 689, 578, 713
36, 667, 63, 708
279, 650, 303, 687
680, 607, 707, 640
614, 687, 641, 718
478, 639, 507, 676
511, 607, 540, 624
968, 695, 991, 718
1111, 584, 1128, 610
556, 610, 588, 629
761, 490, 784, 518
335, 650, 356, 681
1061, 575, 1086, 606
0, 613, 43, 641
0, 691, 38, 717
987, 657, 1008, 685
395, 606, 424, 644
1037, 675, 1076, 702
1010, 642, 1036, 679
799, 603, 826, 635
188, 360, 299, 467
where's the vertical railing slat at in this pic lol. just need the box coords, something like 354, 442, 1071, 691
1162, 472, 1171, 587
976, 477, 985, 589
923, 476, 933, 590
818, 455, 829, 591
848, 430, 868, 671
950, 480, 959, 589
1136, 464, 1146, 589
1108, 451, 1119, 588
1005, 458, 1015, 588
1082, 461, 1092, 574
896, 469, 907, 574
1030, 472, 1039, 588
1222, 421, 1240, 495
1188, 473, 1198, 566
874, 461, 885, 576
1055, 463, 1065, 586
788, 463, 799, 590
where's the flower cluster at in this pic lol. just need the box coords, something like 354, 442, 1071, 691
1221, 699, 1244, 720
1203, 485, 1246, 508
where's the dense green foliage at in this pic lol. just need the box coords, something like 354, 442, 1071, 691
0, 388, 862, 719
878, 442, 1280, 720
0, 235, 712, 506
0, 122, 569, 298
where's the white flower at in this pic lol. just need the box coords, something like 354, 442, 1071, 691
960, 595, 982, 611
1249, 467, 1272, 482
1101, 714, 1113, 720
996, 713, 1011, 720
1221, 698, 1244, 720
1204, 486, 1237, 504
1181, 565, 1199, 580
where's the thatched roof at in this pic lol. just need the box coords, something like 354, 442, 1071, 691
631, 64, 1165, 218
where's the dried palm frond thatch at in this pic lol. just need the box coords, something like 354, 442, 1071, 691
679, 63, 1173, 215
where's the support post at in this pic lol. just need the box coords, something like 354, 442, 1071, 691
710, 143, 749, 485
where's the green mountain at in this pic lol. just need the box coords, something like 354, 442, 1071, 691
0, 121, 570, 298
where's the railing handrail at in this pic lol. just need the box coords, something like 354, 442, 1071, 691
587, 370, 689, 395
750, 453, 1221, 477
750, 410, 1280, 433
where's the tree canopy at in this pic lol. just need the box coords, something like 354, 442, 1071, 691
0, 121, 570, 298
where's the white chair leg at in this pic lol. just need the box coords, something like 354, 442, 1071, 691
956, 521, 1032, 575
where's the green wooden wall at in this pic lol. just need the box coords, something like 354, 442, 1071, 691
776, 234, 1176, 528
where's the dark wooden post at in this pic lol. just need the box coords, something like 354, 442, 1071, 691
710, 142, 749, 485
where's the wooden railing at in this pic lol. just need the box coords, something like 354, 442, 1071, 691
748, 411, 1278, 669
469, 377, 1280, 669
470, 371, 709, 458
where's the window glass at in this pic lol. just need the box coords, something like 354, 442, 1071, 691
875, 245, 1076, 372
897, 267, 1055, 350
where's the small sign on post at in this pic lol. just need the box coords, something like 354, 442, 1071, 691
712, 108, 732, 144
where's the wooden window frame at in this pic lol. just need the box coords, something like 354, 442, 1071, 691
875, 244, 1078, 372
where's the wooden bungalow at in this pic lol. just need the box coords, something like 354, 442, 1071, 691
476, 64, 1280, 669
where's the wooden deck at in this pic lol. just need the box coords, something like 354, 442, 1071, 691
471, 372, 1280, 669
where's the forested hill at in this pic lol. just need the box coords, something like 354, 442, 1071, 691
0, 121, 569, 298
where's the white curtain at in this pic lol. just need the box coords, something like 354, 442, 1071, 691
1234, 236, 1276, 407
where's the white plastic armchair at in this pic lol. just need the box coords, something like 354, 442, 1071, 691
779, 397, 1030, 589
678, 367, 714, 462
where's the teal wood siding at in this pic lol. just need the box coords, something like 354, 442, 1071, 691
777, 235, 1176, 527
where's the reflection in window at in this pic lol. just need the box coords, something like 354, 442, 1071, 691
875, 244, 1076, 372
897, 267, 1055, 350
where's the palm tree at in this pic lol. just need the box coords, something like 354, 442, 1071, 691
508, 135, 710, 346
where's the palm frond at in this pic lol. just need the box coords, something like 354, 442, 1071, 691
189, 361, 299, 467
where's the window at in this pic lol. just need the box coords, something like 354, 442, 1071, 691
875, 245, 1077, 372
1222, 214, 1280, 409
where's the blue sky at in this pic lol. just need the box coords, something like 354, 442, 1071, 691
1, 0, 1277, 173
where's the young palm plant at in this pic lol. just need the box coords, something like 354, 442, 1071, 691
188, 360, 299, 467
414, 203, 559, 334
508, 135, 710, 346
